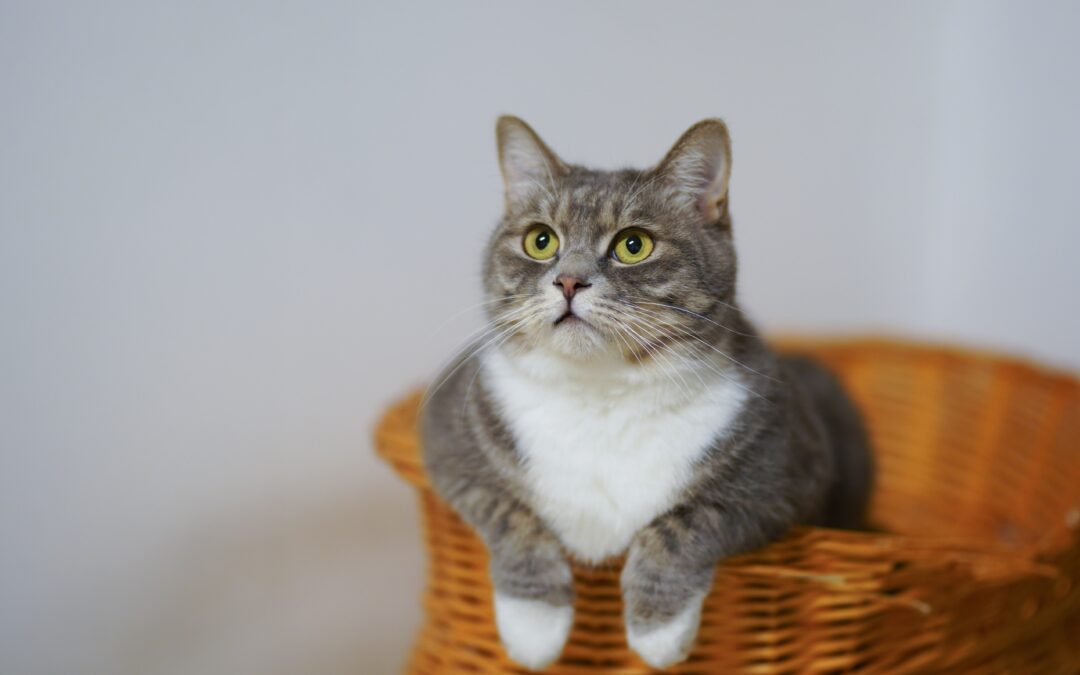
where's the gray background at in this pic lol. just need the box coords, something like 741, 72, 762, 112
2, 1, 1078, 674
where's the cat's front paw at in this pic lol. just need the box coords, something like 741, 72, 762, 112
494, 593, 574, 670
625, 592, 706, 668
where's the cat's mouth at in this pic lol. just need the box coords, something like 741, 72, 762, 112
554, 310, 585, 326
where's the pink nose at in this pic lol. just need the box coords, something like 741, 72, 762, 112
554, 275, 591, 300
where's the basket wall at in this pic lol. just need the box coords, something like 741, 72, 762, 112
375, 339, 1080, 673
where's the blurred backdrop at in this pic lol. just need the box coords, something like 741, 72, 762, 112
2, 1, 1079, 674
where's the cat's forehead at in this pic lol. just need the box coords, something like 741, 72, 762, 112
528, 168, 654, 237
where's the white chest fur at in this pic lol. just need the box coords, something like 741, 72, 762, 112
483, 349, 747, 563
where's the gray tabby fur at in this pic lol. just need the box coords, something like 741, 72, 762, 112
421, 116, 873, 670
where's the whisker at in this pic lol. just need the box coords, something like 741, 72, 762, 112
421, 304, 537, 409
429, 302, 537, 369
615, 315, 694, 399
633, 300, 759, 338
609, 323, 646, 368
619, 305, 769, 401
592, 313, 694, 456
460, 316, 530, 419
429, 294, 532, 337
422, 318, 523, 410
625, 314, 711, 391
628, 304, 781, 383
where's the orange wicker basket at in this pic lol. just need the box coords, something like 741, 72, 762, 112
374, 339, 1080, 673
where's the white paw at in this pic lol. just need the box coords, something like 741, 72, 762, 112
494, 593, 574, 670
626, 594, 705, 669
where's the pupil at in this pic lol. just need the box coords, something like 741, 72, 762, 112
535, 232, 549, 249
626, 236, 642, 255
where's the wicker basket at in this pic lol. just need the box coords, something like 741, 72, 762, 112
374, 339, 1080, 673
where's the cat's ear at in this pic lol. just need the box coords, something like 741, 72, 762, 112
655, 119, 732, 224
496, 116, 568, 209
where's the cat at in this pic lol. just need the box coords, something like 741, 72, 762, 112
420, 116, 873, 670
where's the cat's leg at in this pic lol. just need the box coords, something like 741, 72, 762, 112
422, 369, 577, 668
620, 525, 713, 668
621, 503, 779, 668
453, 487, 575, 670
422, 376, 576, 669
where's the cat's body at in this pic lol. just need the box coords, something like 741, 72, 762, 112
485, 342, 749, 563
421, 117, 873, 670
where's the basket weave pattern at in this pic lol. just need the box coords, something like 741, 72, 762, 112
375, 339, 1080, 673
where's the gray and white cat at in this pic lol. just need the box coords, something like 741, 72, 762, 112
421, 116, 873, 670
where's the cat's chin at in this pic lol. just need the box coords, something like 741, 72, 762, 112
543, 320, 617, 360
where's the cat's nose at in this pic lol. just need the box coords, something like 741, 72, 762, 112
554, 274, 592, 300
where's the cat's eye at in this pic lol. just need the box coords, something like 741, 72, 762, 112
612, 229, 654, 264
523, 225, 559, 260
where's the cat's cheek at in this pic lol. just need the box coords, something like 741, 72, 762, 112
494, 594, 574, 670
625, 591, 706, 668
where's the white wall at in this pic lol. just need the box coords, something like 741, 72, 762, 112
1, 2, 1077, 674
923, 1, 1080, 363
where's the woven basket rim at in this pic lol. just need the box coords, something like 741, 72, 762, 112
772, 333, 1079, 382
375, 336, 1080, 580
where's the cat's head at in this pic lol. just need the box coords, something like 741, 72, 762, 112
482, 116, 739, 364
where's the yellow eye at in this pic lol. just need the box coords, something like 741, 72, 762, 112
612, 229, 654, 264
523, 225, 559, 260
